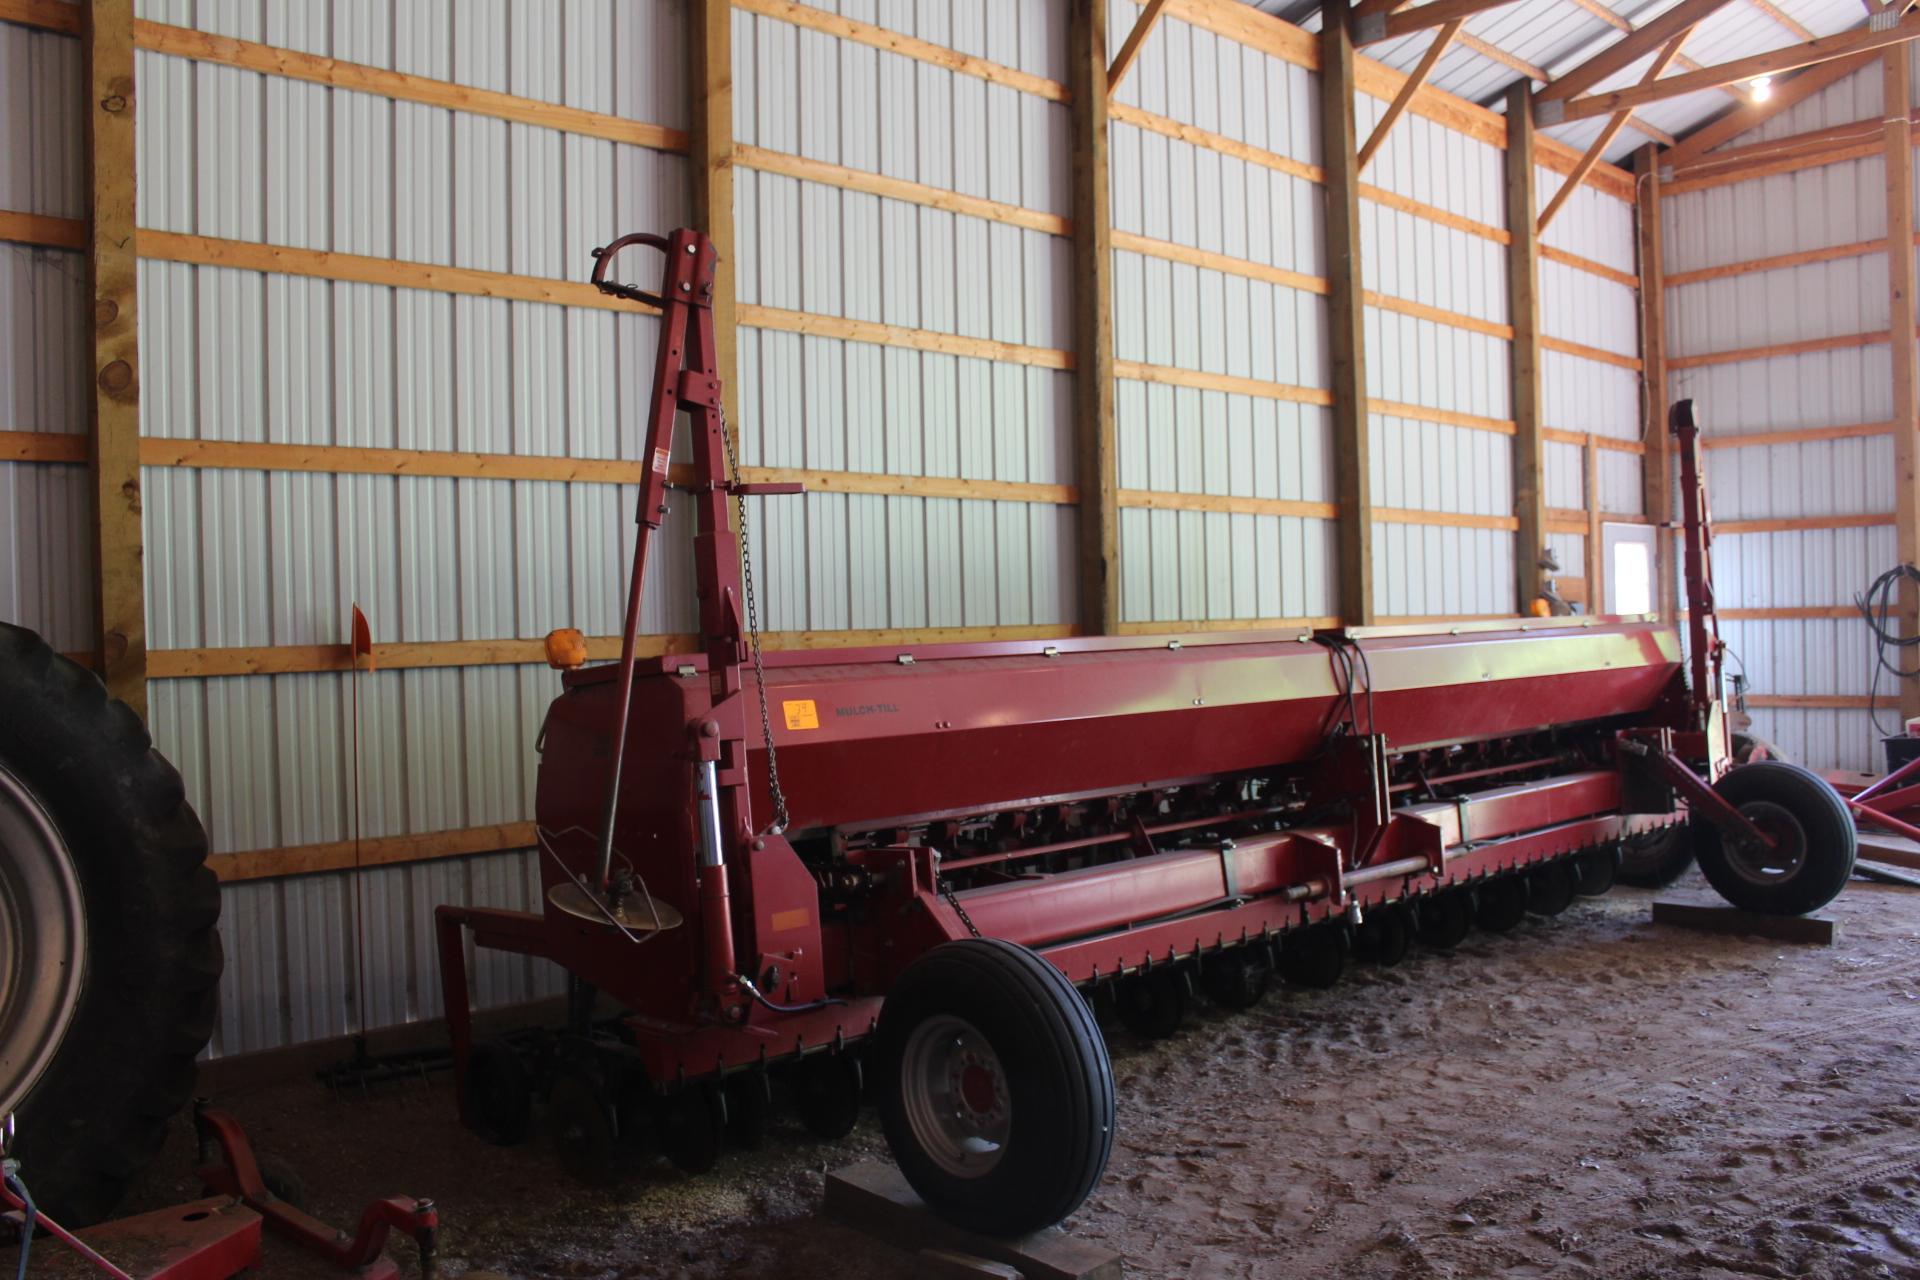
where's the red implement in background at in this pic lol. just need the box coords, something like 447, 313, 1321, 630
434, 229, 1855, 1239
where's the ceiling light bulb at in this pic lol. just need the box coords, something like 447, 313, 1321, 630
1750, 75, 1773, 102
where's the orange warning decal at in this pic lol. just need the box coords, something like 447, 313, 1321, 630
782, 699, 820, 730
770, 908, 811, 932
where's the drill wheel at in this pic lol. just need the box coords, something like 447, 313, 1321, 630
1279, 925, 1345, 989
1116, 967, 1189, 1038
1415, 887, 1474, 950
794, 1051, 864, 1140
1200, 948, 1270, 1010
1526, 859, 1579, 917
550, 1063, 620, 1186
658, 1081, 727, 1174
1352, 904, 1410, 967
1474, 874, 1529, 933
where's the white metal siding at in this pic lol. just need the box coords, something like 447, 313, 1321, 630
1664, 55, 1894, 772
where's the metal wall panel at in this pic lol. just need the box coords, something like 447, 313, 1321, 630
1664, 55, 1896, 772
0, 24, 91, 653
731, 4, 1076, 632
1105, 0, 1335, 622
128, 2, 692, 1056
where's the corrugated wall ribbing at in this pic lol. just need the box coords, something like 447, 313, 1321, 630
1358, 101, 1513, 619
733, 2, 1076, 633
0, 21, 92, 653
131, 0, 693, 1055
1107, 0, 1336, 624
1538, 163, 1643, 605
1663, 52, 1898, 773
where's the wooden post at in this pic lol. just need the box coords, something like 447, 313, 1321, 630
1070, 0, 1118, 634
83, 0, 145, 718
1321, 0, 1374, 625
1886, 46, 1920, 720
1585, 432, 1604, 612
1635, 144, 1673, 621
691, 0, 738, 437
1505, 83, 1545, 613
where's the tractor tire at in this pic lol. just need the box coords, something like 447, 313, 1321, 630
0, 622, 221, 1226
1694, 761, 1856, 916
876, 939, 1114, 1237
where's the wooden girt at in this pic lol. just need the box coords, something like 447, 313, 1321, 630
1537, 28, 1691, 230
1355, 0, 1520, 45
1661, 48, 1874, 166
1359, 18, 1465, 169
1071, 0, 1120, 634
1553, 12, 1920, 124
1109, 0, 1171, 92
1535, 0, 1734, 112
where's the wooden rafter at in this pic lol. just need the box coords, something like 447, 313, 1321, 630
1460, 30, 1548, 81
1634, 145, 1673, 619
1537, 0, 1734, 109
1561, 0, 1745, 108
1662, 50, 1875, 167
1353, 0, 1413, 19
1108, 0, 1170, 92
1555, 14, 1920, 123
1748, 0, 1816, 40
1356, 0, 1519, 44
1359, 19, 1465, 170
1537, 29, 1691, 231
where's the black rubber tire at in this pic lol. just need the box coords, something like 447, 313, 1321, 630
725, 1073, 772, 1151
657, 1082, 725, 1175
1617, 823, 1695, 888
551, 1065, 620, 1185
1116, 968, 1187, 1038
1526, 860, 1578, 916
794, 1052, 863, 1140
1475, 874, 1530, 932
1, 623, 221, 1226
876, 939, 1114, 1237
463, 1039, 534, 1146
1352, 904, 1410, 966
1694, 760, 1857, 916
1200, 948, 1269, 1010
1416, 888, 1474, 950
1574, 846, 1620, 896
1281, 925, 1346, 989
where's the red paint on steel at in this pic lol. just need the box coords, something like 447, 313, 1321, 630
434, 231, 1742, 1113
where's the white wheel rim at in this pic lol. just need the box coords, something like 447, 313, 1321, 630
0, 763, 87, 1123
900, 1014, 1011, 1179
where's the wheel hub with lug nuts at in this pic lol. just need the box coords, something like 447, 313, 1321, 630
0, 763, 87, 1123
902, 1015, 1011, 1178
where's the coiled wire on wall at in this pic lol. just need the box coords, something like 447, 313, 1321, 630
1857, 563, 1920, 736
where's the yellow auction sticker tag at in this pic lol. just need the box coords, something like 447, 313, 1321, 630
782, 699, 819, 731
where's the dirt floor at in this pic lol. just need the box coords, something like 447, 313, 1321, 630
29, 870, 1920, 1279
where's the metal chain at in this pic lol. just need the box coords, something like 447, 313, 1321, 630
942, 884, 983, 939
717, 400, 790, 834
